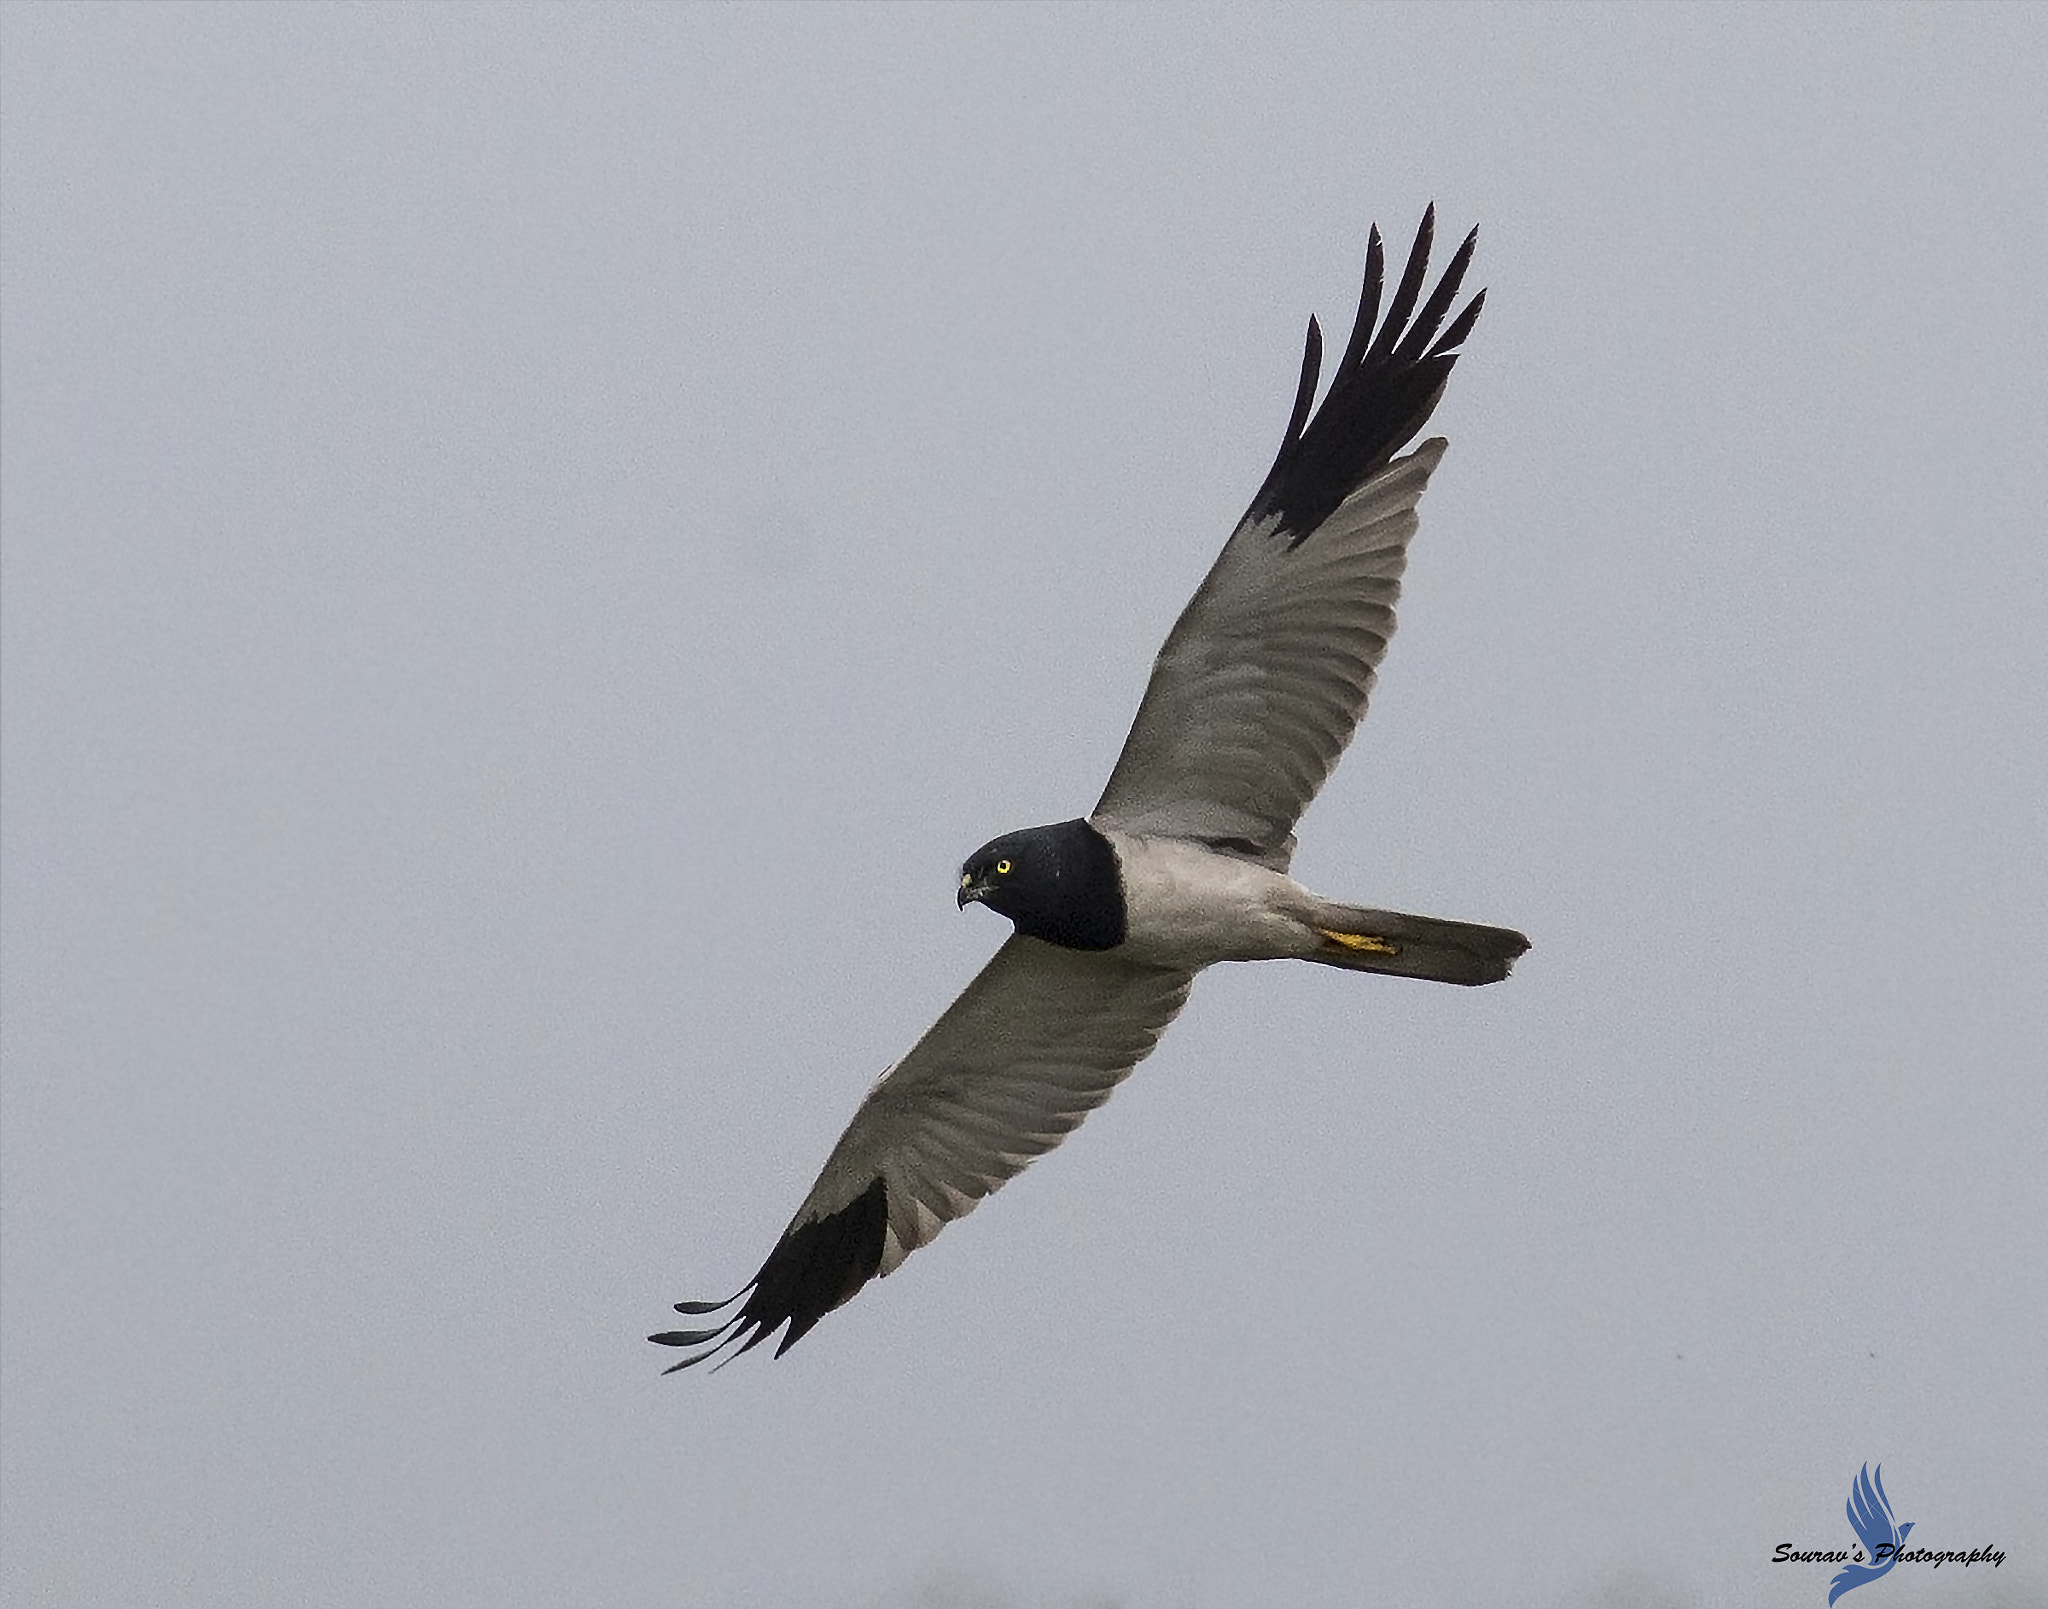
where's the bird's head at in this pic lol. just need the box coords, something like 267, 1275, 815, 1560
956, 820, 1126, 951
957, 831, 1035, 917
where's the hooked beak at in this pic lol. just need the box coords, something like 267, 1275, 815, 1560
958, 873, 993, 909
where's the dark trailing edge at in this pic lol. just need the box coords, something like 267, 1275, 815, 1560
649, 1176, 888, 1371
1245, 204, 1483, 547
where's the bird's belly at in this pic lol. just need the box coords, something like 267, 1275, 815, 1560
1102, 831, 1311, 966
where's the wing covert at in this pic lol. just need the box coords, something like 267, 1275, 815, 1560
1094, 208, 1482, 865
652, 937, 1194, 1368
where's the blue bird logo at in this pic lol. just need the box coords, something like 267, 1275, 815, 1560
1829, 1464, 1913, 1604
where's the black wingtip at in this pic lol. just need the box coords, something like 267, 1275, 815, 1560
1244, 207, 1486, 542
1335, 226, 1386, 376
1279, 316, 1323, 460
1430, 284, 1485, 361
1365, 203, 1435, 366
652, 1176, 890, 1376
651, 1310, 752, 1372
648, 1324, 739, 1348
671, 1291, 745, 1315
1394, 224, 1479, 364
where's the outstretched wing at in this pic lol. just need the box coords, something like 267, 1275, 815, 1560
652, 937, 1195, 1369
1093, 207, 1483, 868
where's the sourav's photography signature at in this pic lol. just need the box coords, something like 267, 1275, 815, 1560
1773, 1465, 2007, 1604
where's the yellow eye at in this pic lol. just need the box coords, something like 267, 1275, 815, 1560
996, 859, 1011, 875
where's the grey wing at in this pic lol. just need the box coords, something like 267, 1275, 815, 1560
1094, 208, 1484, 868
652, 936, 1195, 1369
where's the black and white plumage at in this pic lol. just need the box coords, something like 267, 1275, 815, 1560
653, 207, 1527, 1371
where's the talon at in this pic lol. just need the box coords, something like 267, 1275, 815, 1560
1317, 928, 1398, 955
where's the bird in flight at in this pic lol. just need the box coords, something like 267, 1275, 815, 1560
653, 206, 1527, 1371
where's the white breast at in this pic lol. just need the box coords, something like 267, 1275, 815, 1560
1097, 828, 1316, 967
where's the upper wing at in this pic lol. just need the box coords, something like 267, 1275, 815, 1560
652, 936, 1195, 1368
1093, 208, 1483, 867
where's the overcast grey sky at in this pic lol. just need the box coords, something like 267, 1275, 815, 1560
4, 6, 2044, 1608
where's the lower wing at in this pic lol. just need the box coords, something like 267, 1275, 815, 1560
653, 936, 1195, 1369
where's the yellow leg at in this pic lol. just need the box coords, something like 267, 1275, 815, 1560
1315, 928, 1398, 955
